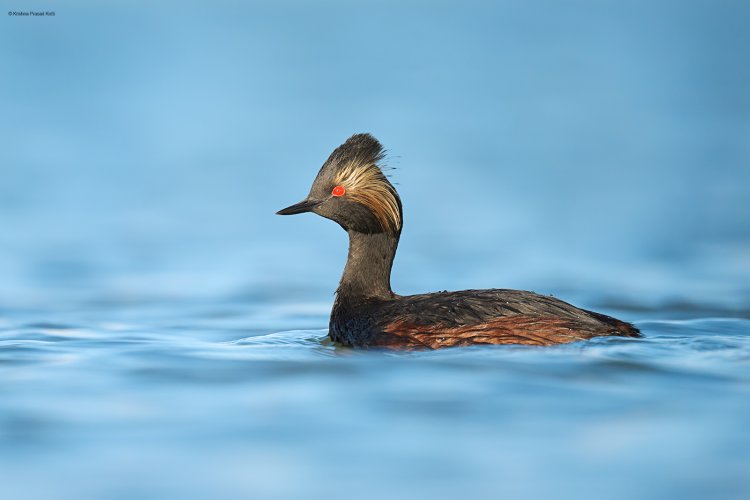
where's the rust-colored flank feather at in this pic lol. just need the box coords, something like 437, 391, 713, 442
381, 317, 585, 349
380, 315, 637, 350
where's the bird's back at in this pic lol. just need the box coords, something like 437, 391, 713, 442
330, 289, 640, 349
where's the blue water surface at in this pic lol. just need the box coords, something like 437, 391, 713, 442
1, 1, 749, 499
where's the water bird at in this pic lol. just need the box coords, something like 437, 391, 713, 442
277, 134, 640, 349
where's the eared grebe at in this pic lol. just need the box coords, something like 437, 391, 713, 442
277, 134, 640, 349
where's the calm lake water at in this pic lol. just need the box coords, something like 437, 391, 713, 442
2, 1, 749, 499
1, 298, 749, 499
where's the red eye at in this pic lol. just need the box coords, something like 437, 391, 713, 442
332, 185, 345, 197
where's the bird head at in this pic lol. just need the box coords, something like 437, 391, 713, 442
277, 133, 402, 235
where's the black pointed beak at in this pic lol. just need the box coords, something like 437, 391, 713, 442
276, 199, 322, 216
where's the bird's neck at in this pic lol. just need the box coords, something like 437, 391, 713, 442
337, 230, 400, 301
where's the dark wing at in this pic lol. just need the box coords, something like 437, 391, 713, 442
373, 289, 640, 349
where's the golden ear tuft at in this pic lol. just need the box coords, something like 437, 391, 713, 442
334, 160, 401, 233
